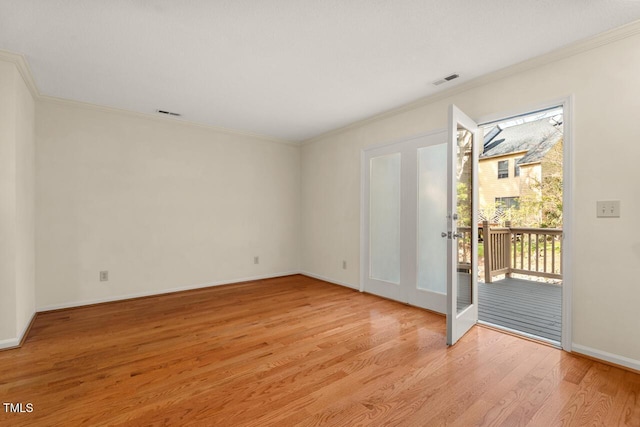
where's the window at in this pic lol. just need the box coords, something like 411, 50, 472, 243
495, 196, 520, 210
497, 160, 509, 179
514, 158, 522, 177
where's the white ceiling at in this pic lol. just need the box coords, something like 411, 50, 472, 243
2, 1, 640, 142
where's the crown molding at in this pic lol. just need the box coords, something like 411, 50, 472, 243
0, 49, 296, 147
0, 50, 40, 99
38, 95, 297, 147
301, 19, 640, 146
5, 17, 640, 148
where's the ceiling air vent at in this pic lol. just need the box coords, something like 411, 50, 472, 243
156, 109, 181, 117
432, 73, 460, 86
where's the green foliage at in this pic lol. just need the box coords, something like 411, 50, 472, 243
523, 140, 563, 228
502, 139, 563, 228
538, 175, 563, 227
457, 182, 472, 226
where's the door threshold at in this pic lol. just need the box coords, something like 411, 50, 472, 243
477, 320, 561, 349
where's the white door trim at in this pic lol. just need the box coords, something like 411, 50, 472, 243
476, 95, 574, 352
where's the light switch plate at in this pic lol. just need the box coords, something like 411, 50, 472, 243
596, 200, 620, 218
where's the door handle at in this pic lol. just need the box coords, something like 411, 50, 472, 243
441, 231, 463, 239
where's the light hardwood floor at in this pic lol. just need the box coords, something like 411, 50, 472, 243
1, 275, 639, 426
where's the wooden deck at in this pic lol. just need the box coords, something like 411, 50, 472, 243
478, 277, 562, 343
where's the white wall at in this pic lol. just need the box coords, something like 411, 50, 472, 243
0, 61, 18, 343
14, 61, 36, 334
0, 58, 36, 347
301, 32, 640, 366
36, 100, 300, 310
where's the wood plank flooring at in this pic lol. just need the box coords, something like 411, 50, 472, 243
1, 274, 639, 426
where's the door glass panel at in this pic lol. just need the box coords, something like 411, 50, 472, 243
456, 126, 473, 313
417, 143, 447, 293
370, 153, 401, 284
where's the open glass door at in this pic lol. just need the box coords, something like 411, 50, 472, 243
446, 105, 480, 346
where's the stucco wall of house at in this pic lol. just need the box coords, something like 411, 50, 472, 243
478, 152, 537, 217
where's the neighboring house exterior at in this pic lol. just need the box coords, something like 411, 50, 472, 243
479, 117, 563, 224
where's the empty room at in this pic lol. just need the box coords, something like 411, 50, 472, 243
2, 1, 640, 425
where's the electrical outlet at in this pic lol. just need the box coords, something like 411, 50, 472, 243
596, 200, 620, 218
254, 256, 259, 265
100, 271, 109, 281
342, 260, 347, 269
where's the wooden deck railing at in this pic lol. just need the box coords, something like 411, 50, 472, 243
481, 224, 511, 281
457, 221, 563, 283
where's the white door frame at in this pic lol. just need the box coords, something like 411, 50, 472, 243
476, 96, 574, 352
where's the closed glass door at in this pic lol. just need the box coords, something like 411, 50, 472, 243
365, 151, 403, 302
363, 131, 449, 313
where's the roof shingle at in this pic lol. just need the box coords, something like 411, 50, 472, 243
481, 118, 562, 164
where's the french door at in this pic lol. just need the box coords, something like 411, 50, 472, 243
446, 105, 480, 345
362, 105, 480, 345
363, 130, 448, 313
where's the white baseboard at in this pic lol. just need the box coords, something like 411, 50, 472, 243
572, 343, 640, 372
299, 271, 358, 290
0, 338, 19, 350
0, 311, 37, 350
36, 271, 300, 312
